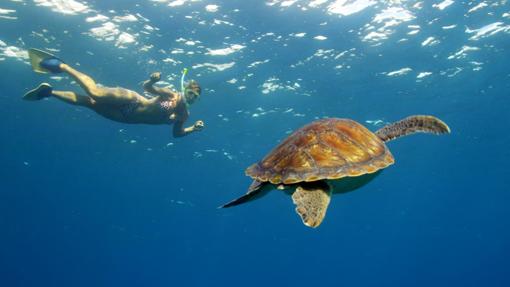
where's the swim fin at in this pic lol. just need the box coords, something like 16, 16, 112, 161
23, 83, 52, 101
28, 48, 64, 74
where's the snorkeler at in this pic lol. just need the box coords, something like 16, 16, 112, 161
23, 48, 204, 138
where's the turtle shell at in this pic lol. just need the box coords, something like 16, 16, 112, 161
246, 118, 395, 184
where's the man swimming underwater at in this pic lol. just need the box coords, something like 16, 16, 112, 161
23, 48, 204, 138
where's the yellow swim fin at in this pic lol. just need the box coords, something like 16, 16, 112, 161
28, 48, 63, 74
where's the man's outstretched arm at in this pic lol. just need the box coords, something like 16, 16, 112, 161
143, 72, 177, 99
172, 120, 204, 138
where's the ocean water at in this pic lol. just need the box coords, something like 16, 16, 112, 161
1, 0, 509, 286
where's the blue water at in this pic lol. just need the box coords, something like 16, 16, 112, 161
1, 1, 509, 286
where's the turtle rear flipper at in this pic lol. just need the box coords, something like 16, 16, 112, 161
292, 181, 332, 228
375, 115, 450, 142
220, 180, 271, 208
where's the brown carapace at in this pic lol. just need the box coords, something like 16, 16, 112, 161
246, 118, 395, 185
221, 115, 450, 228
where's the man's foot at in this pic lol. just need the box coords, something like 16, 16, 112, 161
28, 48, 65, 74
23, 83, 53, 101
39, 57, 63, 73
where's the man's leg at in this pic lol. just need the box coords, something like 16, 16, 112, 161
59, 64, 102, 98
60, 64, 138, 105
24, 83, 94, 108
51, 90, 95, 107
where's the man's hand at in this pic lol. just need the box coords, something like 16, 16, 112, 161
193, 120, 205, 131
150, 72, 161, 82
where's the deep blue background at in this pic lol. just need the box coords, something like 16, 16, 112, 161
1, 1, 509, 286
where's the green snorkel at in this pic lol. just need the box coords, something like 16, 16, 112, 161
180, 68, 189, 108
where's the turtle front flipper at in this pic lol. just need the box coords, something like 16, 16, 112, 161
220, 180, 271, 208
291, 181, 332, 228
375, 115, 450, 142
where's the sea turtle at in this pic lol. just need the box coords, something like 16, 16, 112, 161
220, 115, 450, 228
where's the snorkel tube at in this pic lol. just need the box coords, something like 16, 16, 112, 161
180, 68, 189, 108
